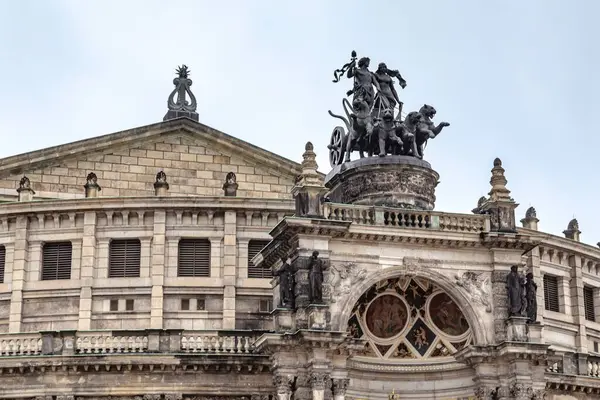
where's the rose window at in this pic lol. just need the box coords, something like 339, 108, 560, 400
347, 276, 472, 359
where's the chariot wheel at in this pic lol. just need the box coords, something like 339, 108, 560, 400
328, 126, 345, 167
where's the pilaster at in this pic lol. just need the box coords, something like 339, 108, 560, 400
569, 254, 587, 353
150, 210, 166, 329
78, 211, 97, 330
222, 210, 237, 329
9, 216, 28, 332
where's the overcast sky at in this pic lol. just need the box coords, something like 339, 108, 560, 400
0, 1, 598, 246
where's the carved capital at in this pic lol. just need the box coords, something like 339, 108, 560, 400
532, 389, 546, 400
310, 372, 330, 390
273, 375, 294, 394
143, 395, 162, 400
509, 382, 533, 400
165, 395, 183, 400
332, 378, 350, 396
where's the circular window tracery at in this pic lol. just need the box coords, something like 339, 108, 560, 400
346, 276, 472, 360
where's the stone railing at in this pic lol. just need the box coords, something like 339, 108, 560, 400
0, 333, 42, 356
181, 331, 258, 354
0, 330, 262, 357
323, 203, 489, 233
546, 357, 563, 373
76, 332, 149, 354
588, 356, 600, 377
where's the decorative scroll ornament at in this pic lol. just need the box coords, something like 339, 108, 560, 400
454, 271, 492, 313
167, 65, 197, 112
323, 262, 367, 302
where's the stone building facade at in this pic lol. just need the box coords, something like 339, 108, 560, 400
0, 68, 599, 400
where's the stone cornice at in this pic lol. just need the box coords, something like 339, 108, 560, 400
546, 376, 600, 394
0, 118, 317, 180
0, 354, 271, 376
0, 196, 294, 217
520, 227, 600, 260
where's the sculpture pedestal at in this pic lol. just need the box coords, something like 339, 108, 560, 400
527, 323, 543, 343
272, 308, 295, 332
324, 156, 439, 210
506, 316, 528, 342
307, 304, 329, 330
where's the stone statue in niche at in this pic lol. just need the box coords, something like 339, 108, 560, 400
506, 265, 526, 317
525, 272, 538, 323
273, 258, 295, 309
223, 172, 238, 196
308, 251, 327, 304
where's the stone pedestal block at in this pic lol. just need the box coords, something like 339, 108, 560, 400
324, 156, 439, 210
84, 183, 101, 198
527, 323, 543, 343
17, 187, 34, 202
307, 304, 329, 330
273, 308, 295, 332
506, 316, 528, 342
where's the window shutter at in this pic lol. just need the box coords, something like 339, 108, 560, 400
0, 246, 5, 284
248, 240, 271, 279
543, 275, 560, 312
109, 239, 141, 278
42, 242, 72, 280
178, 239, 210, 277
584, 287, 596, 322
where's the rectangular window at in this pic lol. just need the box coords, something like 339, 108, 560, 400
584, 286, 596, 322
197, 298, 206, 311
41, 242, 72, 280
178, 239, 210, 277
109, 299, 119, 311
181, 299, 190, 311
125, 299, 134, 311
247, 240, 271, 279
543, 275, 560, 312
109, 239, 141, 278
259, 299, 273, 313
0, 245, 5, 284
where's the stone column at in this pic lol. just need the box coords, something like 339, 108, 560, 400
78, 211, 97, 330
310, 372, 330, 400
9, 216, 28, 332
332, 378, 349, 400
222, 210, 237, 329
273, 375, 294, 400
150, 210, 166, 329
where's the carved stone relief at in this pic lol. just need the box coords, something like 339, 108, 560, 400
454, 271, 492, 312
323, 262, 367, 303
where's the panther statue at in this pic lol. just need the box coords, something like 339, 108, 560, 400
414, 104, 450, 159
372, 108, 403, 157
328, 97, 374, 162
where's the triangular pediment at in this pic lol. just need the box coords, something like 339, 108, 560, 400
0, 118, 306, 200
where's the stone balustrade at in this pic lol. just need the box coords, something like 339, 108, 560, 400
0, 333, 43, 356
546, 358, 563, 373
0, 330, 261, 357
323, 202, 489, 232
76, 332, 149, 354
181, 331, 257, 353
588, 356, 600, 377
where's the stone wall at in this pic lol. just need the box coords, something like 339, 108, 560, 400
0, 132, 295, 200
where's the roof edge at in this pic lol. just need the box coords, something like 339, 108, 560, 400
0, 117, 325, 178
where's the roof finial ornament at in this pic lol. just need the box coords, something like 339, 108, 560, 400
521, 206, 539, 230
563, 218, 581, 242
163, 64, 199, 122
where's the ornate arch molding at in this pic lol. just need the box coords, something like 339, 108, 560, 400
332, 264, 491, 347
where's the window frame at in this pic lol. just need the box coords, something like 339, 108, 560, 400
41, 241, 73, 281
108, 239, 142, 278
177, 238, 211, 277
